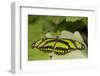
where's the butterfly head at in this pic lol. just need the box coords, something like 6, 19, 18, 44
31, 41, 37, 49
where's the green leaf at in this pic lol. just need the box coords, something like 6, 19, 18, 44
82, 17, 88, 25
66, 16, 82, 22
46, 16, 65, 25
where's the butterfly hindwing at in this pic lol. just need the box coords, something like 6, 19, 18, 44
62, 39, 77, 50
54, 47, 71, 55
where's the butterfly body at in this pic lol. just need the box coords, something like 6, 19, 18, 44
32, 37, 85, 55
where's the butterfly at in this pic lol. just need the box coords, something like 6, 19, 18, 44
31, 37, 85, 56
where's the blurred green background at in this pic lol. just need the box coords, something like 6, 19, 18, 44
28, 15, 88, 61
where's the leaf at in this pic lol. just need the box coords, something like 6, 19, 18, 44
73, 31, 84, 42
59, 30, 74, 39
82, 17, 88, 25
66, 16, 82, 22
46, 16, 65, 25
54, 50, 87, 59
45, 32, 57, 38
28, 15, 38, 23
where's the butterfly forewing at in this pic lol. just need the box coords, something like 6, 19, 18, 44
62, 39, 77, 50
37, 38, 56, 53
37, 38, 54, 47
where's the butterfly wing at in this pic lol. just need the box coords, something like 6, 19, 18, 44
32, 38, 55, 53
54, 41, 71, 55
32, 38, 85, 55
62, 38, 85, 50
